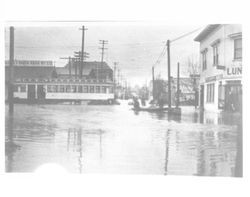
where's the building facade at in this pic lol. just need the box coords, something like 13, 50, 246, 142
194, 24, 242, 112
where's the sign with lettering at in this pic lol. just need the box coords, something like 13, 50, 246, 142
226, 67, 242, 76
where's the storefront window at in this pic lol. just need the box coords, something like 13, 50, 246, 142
206, 83, 214, 103
225, 81, 242, 112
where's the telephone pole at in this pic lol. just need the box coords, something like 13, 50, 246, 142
74, 51, 89, 78
79, 26, 87, 78
152, 66, 155, 100
113, 62, 118, 98
9, 26, 14, 114
176, 62, 180, 108
167, 40, 171, 110
99, 40, 108, 80
60, 56, 73, 77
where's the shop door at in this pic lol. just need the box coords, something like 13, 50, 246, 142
27, 85, 36, 100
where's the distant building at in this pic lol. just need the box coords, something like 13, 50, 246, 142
60, 61, 113, 80
150, 77, 197, 105
194, 24, 242, 112
5, 60, 114, 103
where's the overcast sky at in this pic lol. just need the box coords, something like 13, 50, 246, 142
5, 22, 203, 86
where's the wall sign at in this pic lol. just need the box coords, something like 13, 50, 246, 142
227, 67, 242, 76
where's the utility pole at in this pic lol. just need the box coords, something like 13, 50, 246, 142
60, 56, 72, 77
9, 26, 14, 114
176, 62, 180, 108
167, 40, 171, 110
99, 40, 108, 80
117, 68, 120, 87
152, 66, 155, 100
74, 51, 89, 78
113, 62, 118, 98
79, 26, 87, 78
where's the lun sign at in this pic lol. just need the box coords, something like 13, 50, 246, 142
226, 67, 242, 76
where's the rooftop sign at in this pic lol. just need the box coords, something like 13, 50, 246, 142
5, 60, 53, 66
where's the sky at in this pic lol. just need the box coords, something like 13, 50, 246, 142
5, 22, 203, 86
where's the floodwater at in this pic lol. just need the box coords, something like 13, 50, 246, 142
5, 101, 242, 176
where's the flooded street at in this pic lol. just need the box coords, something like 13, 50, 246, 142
5, 101, 242, 176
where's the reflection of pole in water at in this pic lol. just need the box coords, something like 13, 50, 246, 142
164, 129, 170, 175
196, 132, 205, 176
67, 128, 83, 173
77, 129, 83, 173
6, 114, 15, 172
99, 129, 103, 160
234, 119, 243, 177
67, 129, 70, 152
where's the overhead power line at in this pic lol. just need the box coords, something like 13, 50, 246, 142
170, 27, 202, 43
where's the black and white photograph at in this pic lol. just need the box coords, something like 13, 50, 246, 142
4, 23, 242, 176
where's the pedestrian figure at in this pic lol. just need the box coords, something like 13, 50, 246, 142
133, 97, 140, 109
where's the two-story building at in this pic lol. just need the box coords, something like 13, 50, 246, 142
194, 24, 242, 112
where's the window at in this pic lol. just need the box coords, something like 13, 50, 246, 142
78, 85, 83, 93
201, 49, 207, 70
206, 83, 215, 103
89, 86, 95, 93
101, 86, 107, 93
59, 85, 65, 93
71, 85, 77, 93
47, 85, 52, 92
66, 85, 71, 93
20, 85, 26, 92
96, 86, 101, 93
109, 87, 114, 93
83, 86, 89, 93
212, 43, 219, 66
234, 38, 242, 59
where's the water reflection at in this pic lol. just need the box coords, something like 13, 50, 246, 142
66, 128, 104, 173
164, 129, 170, 175
5, 104, 242, 176
5, 114, 21, 172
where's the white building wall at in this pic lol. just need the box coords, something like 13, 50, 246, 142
198, 24, 242, 112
